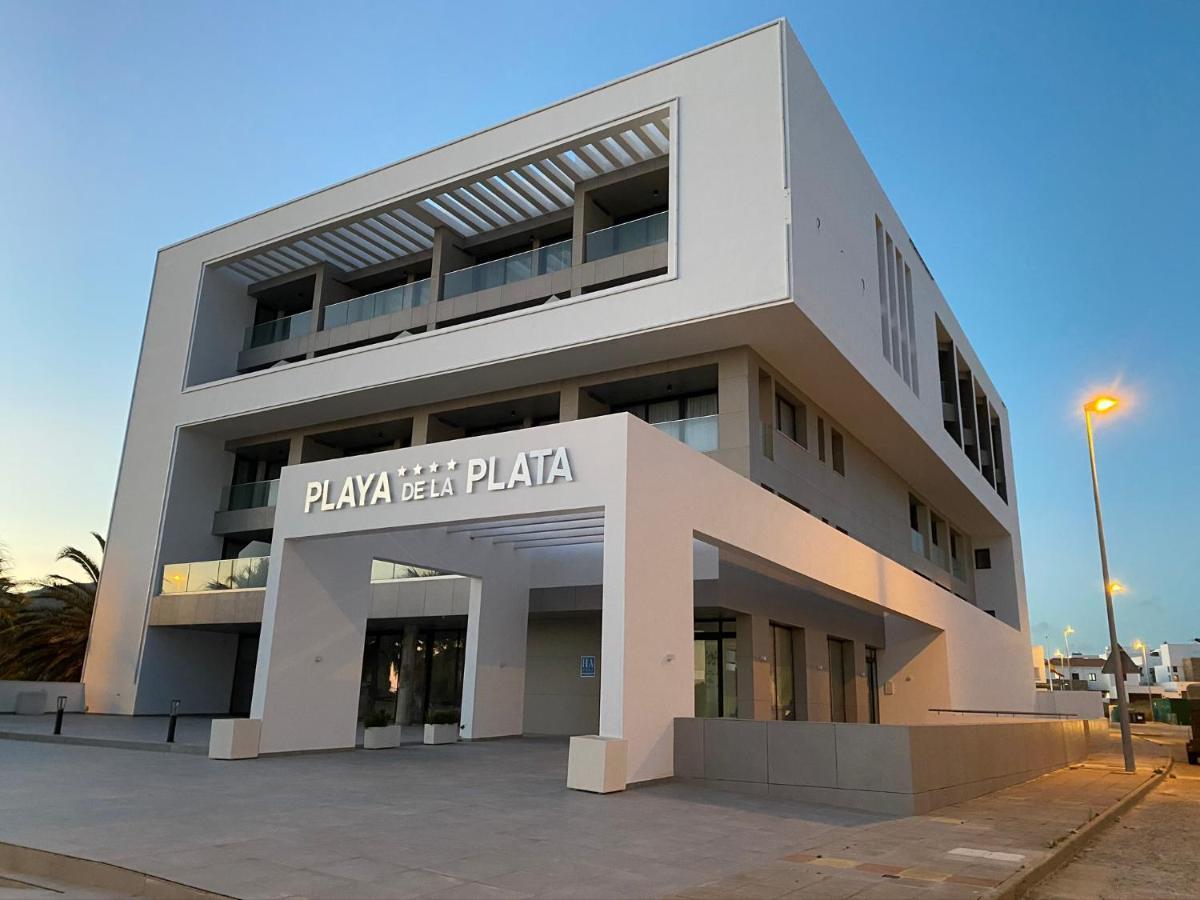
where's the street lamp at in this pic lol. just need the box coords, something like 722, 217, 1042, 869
1064, 625, 1075, 686
1133, 638, 1150, 721
1083, 394, 1136, 772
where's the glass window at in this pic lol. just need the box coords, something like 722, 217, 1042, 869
694, 618, 737, 718
817, 418, 826, 462
828, 637, 851, 723
866, 647, 880, 723
771, 625, 796, 721
831, 430, 845, 475
776, 396, 796, 441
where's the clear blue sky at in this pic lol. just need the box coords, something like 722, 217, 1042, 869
1, 1, 1196, 652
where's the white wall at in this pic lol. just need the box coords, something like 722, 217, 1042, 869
0, 681, 85, 714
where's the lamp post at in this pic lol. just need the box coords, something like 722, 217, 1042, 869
1064, 625, 1075, 687
1084, 395, 1136, 772
1133, 638, 1150, 722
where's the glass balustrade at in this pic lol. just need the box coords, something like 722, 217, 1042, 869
442, 239, 572, 301
227, 479, 279, 511
651, 415, 719, 453
160, 555, 448, 595
322, 278, 431, 331
244, 310, 313, 350
161, 556, 270, 594
585, 210, 668, 262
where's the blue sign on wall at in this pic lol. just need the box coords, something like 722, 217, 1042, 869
580, 655, 596, 678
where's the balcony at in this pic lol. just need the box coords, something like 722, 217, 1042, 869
245, 310, 312, 350
652, 415, 719, 453
585, 211, 668, 261
213, 479, 279, 537
442, 240, 571, 301
161, 556, 270, 594
322, 278, 430, 330
236, 212, 668, 373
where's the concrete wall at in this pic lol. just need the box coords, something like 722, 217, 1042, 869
1034, 690, 1104, 719
674, 716, 1093, 815
0, 681, 85, 714
523, 615, 601, 735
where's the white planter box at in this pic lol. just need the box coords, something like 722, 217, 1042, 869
423, 723, 459, 745
363, 724, 401, 750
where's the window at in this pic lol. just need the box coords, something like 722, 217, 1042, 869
909, 495, 926, 556
930, 513, 949, 571
694, 618, 737, 718
827, 637, 853, 723
770, 625, 796, 721
974, 548, 992, 569
866, 647, 880, 724
1088, 673, 1097, 682
875, 217, 919, 395
817, 417, 826, 462
831, 429, 845, 475
775, 394, 807, 448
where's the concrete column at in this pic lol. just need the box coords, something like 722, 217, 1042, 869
571, 189, 612, 295
736, 613, 773, 720
460, 574, 530, 739
410, 412, 430, 447
396, 625, 419, 726
286, 434, 305, 466
714, 351, 754, 476
799, 628, 831, 722
598, 498, 694, 785
429, 226, 474, 328
252, 536, 376, 754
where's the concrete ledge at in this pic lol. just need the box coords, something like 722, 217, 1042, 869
0, 841, 230, 898
987, 757, 1172, 900
674, 717, 1096, 815
0, 681, 84, 713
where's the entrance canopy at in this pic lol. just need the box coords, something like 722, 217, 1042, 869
233, 414, 1031, 787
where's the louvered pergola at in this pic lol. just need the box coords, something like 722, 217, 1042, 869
223, 109, 671, 283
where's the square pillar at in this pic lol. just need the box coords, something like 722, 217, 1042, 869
593, 504, 694, 786
736, 613, 773, 720
251, 537, 376, 754
460, 575, 530, 740
799, 628, 831, 722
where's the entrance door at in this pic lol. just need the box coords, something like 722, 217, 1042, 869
827, 636, 853, 723
694, 618, 737, 717
228, 633, 259, 716
359, 627, 466, 723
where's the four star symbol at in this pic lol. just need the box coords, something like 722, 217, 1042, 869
398, 460, 457, 478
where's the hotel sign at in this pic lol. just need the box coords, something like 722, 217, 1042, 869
303, 446, 574, 513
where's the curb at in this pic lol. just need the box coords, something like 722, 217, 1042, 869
0, 730, 207, 754
0, 841, 233, 899
986, 756, 1173, 900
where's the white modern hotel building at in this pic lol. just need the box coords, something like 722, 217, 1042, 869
84, 21, 1040, 791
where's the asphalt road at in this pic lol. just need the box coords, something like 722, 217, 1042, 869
1027, 724, 1199, 900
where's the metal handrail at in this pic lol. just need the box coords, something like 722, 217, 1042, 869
928, 707, 1078, 719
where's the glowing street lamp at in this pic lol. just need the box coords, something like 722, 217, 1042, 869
1083, 393, 1135, 772
1063, 625, 1075, 686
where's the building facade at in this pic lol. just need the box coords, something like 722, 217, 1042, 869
84, 21, 1035, 788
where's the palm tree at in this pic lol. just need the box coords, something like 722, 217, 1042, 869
0, 545, 22, 636
0, 533, 104, 682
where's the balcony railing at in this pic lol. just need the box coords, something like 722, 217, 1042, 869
585, 210, 668, 262
160, 556, 448, 595
161, 556, 269, 594
227, 479, 279, 511
442, 239, 572, 301
244, 309, 313, 350
652, 414, 718, 453
322, 278, 431, 331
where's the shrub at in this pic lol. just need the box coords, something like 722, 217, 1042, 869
425, 709, 459, 725
363, 709, 393, 728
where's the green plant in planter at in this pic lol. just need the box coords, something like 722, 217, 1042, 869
425, 709, 460, 725
363, 709, 393, 729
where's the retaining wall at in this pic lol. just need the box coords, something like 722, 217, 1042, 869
674, 717, 1096, 815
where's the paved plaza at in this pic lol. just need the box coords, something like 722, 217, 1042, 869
0, 721, 1172, 899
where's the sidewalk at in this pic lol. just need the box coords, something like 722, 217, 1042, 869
673, 735, 1169, 900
